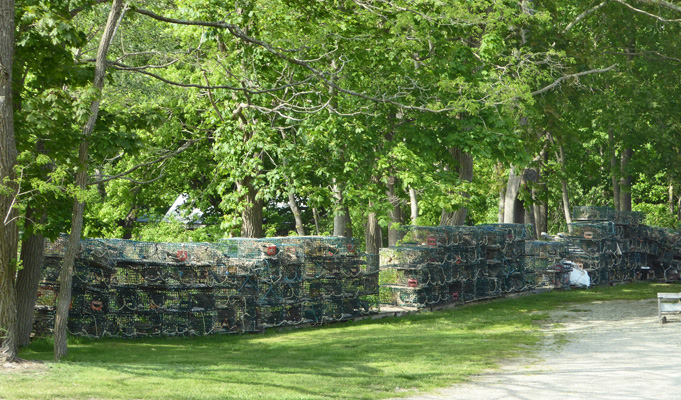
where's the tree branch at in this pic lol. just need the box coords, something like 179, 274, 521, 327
108, 60, 315, 94
531, 64, 618, 96
604, 50, 681, 62
564, 1, 608, 32
632, 0, 681, 13
203, 71, 225, 122
69, 0, 110, 19
132, 7, 461, 113
89, 138, 202, 185
612, 0, 681, 21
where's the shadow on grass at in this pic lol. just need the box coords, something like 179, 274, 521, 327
12, 282, 680, 400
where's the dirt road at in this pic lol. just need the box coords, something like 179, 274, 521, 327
397, 298, 681, 400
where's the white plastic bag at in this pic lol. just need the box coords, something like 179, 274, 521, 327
568, 262, 590, 288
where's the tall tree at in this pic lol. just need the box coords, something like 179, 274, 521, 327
54, 0, 124, 361
0, 0, 19, 363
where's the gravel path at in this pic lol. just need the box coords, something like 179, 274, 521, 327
396, 298, 681, 400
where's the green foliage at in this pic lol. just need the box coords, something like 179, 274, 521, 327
132, 221, 225, 243
634, 204, 679, 230
10, 0, 681, 243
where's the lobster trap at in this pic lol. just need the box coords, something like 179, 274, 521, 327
380, 225, 533, 309
34, 236, 378, 339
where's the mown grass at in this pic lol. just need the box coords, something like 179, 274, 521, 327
1, 282, 677, 400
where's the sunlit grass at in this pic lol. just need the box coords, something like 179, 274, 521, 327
1, 282, 677, 400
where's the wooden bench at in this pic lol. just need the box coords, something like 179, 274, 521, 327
658, 293, 681, 323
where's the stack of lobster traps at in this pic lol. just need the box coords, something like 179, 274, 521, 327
565, 220, 620, 285
34, 236, 377, 339
523, 240, 571, 289
479, 224, 535, 294
569, 206, 681, 283
379, 224, 535, 309
647, 228, 681, 281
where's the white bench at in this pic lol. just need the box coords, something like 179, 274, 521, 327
658, 293, 681, 323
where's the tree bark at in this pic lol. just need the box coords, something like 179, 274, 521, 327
312, 207, 320, 235
0, 0, 19, 363
496, 163, 505, 223
440, 148, 473, 226
533, 139, 549, 236
609, 129, 620, 211
620, 147, 632, 212
332, 182, 351, 237
529, 170, 544, 237
16, 136, 51, 347
15, 205, 46, 347
54, 0, 124, 361
288, 192, 305, 236
557, 142, 573, 226
120, 206, 138, 240
238, 176, 263, 238
668, 184, 674, 216
342, 205, 353, 238
408, 187, 418, 225
365, 207, 381, 255
503, 166, 523, 223
54, 149, 87, 361
524, 200, 535, 229
537, 197, 547, 235
386, 178, 404, 246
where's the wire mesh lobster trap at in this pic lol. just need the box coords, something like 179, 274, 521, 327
568, 221, 617, 239
565, 206, 681, 284
523, 241, 571, 289
573, 206, 617, 221
34, 236, 378, 339
380, 225, 535, 309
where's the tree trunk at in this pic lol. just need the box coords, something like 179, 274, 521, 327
530, 173, 544, 237
521, 168, 535, 232
620, 147, 632, 212
365, 208, 381, 255
386, 178, 404, 246
609, 129, 620, 211
238, 176, 263, 238
534, 141, 549, 236
288, 192, 305, 236
668, 184, 674, 216
54, 175, 86, 361
332, 182, 352, 237
312, 207, 320, 235
498, 192, 505, 223
440, 148, 473, 226
678, 196, 681, 222
496, 163, 505, 223
537, 198, 547, 235
365, 205, 381, 272
15, 139, 50, 347
120, 206, 137, 240
503, 166, 523, 223
0, 0, 19, 363
342, 205, 353, 238
524, 201, 535, 231
408, 187, 418, 224
332, 182, 345, 236
54, 0, 124, 361
15, 205, 46, 347
557, 142, 573, 226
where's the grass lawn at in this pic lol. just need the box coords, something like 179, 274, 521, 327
2, 282, 678, 400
